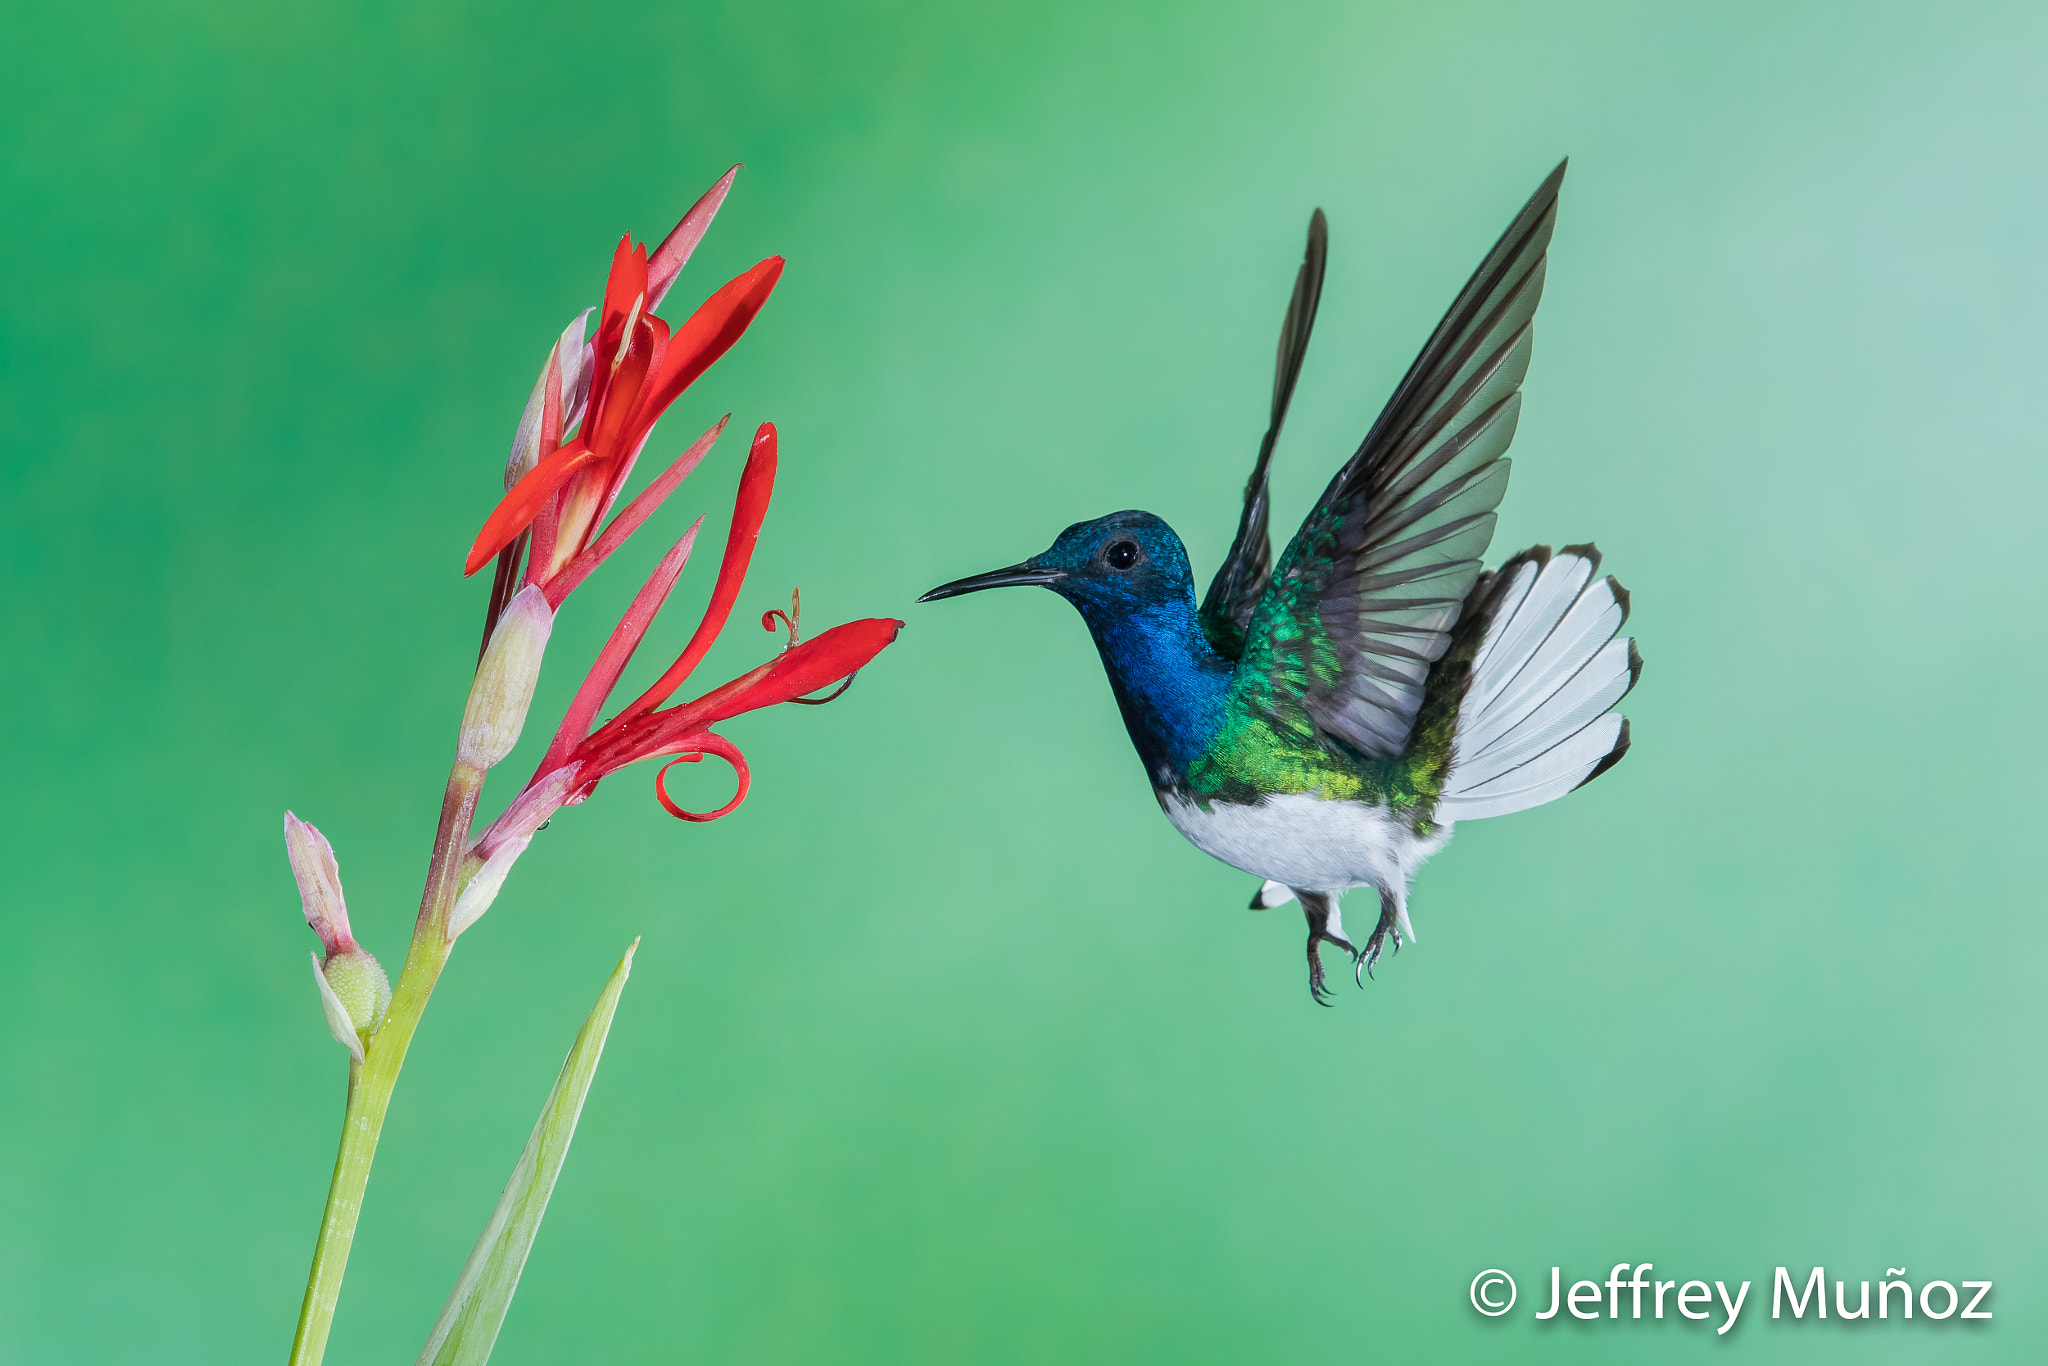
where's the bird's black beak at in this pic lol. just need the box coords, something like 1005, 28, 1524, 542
917, 561, 1065, 602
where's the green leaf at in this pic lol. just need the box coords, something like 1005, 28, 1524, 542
415, 938, 639, 1366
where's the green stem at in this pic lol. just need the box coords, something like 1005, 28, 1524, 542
287, 761, 484, 1366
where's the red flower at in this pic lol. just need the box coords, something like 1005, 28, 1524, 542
465, 166, 784, 611
471, 422, 901, 863
444, 173, 900, 906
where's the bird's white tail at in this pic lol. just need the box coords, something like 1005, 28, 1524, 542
1437, 546, 1639, 821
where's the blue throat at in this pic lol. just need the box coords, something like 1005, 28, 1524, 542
1068, 590, 1235, 787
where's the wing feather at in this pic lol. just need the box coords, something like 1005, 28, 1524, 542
1238, 162, 1567, 758
1200, 209, 1328, 660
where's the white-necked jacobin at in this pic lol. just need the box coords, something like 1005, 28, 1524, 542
921, 163, 1640, 1004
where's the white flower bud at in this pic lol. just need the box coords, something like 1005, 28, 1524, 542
460, 585, 554, 768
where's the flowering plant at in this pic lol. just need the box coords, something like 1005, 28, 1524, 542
282, 168, 900, 1366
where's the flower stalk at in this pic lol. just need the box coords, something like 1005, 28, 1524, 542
279, 166, 901, 1366
289, 759, 480, 1366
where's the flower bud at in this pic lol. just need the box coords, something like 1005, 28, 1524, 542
311, 946, 391, 1063
284, 811, 355, 955
460, 584, 554, 768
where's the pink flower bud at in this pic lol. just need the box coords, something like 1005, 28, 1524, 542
284, 811, 356, 956
460, 585, 554, 768
286, 812, 392, 1057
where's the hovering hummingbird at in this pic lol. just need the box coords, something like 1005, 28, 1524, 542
921, 163, 1639, 1004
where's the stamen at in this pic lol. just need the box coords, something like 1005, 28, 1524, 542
761, 587, 802, 647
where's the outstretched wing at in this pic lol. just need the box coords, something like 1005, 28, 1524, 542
1199, 208, 1328, 661
1238, 162, 1565, 759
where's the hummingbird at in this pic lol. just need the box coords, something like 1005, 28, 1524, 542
921, 163, 1639, 1004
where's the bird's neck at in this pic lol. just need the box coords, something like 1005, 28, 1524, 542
1074, 593, 1234, 787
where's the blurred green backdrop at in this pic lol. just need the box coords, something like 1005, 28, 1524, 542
3, 1, 2043, 1361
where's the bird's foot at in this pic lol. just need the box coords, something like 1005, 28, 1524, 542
1299, 891, 1363, 1006
1357, 890, 1405, 981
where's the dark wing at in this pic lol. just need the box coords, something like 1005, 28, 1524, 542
1198, 208, 1328, 660
1237, 161, 1565, 759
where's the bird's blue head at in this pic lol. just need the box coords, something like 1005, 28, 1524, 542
918, 510, 1197, 628
920, 510, 1231, 780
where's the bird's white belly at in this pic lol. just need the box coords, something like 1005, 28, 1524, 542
1160, 791, 1451, 894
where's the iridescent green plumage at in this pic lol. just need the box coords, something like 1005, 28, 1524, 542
922, 162, 1640, 1005
1184, 551, 1489, 828
1177, 163, 1568, 823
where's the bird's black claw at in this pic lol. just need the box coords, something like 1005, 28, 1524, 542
1306, 929, 1363, 1005
1358, 893, 1405, 980
1307, 943, 1334, 1006
1300, 890, 1370, 1005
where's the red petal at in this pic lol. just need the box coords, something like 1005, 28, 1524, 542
464, 439, 599, 576
601, 235, 647, 310
610, 423, 778, 720
653, 734, 751, 822
694, 617, 903, 724
545, 416, 728, 608
620, 257, 784, 444
591, 312, 671, 527
586, 311, 658, 460
535, 520, 704, 778
593, 237, 648, 368
585, 617, 902, 774
647, 165, 739, 314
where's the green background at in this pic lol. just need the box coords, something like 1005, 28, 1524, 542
4, 1, 2042, 1361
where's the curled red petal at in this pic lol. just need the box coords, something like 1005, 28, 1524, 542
610, 423, 778, 721
465, 439, 600, 576
654, 735, 751, 822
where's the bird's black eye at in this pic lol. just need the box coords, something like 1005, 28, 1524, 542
1104, 539, 1140, 570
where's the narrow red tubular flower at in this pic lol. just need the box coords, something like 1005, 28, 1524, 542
461, 257, 784, 577
578, 617, 904, 781
471, 419, 902, 845
459, 167, 785, 597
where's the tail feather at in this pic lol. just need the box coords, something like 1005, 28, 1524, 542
1438, 546, 1637, 821
1454, 637, 1635, 789
1465, 550, 1591, 710
1465, 563, 1627, 750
